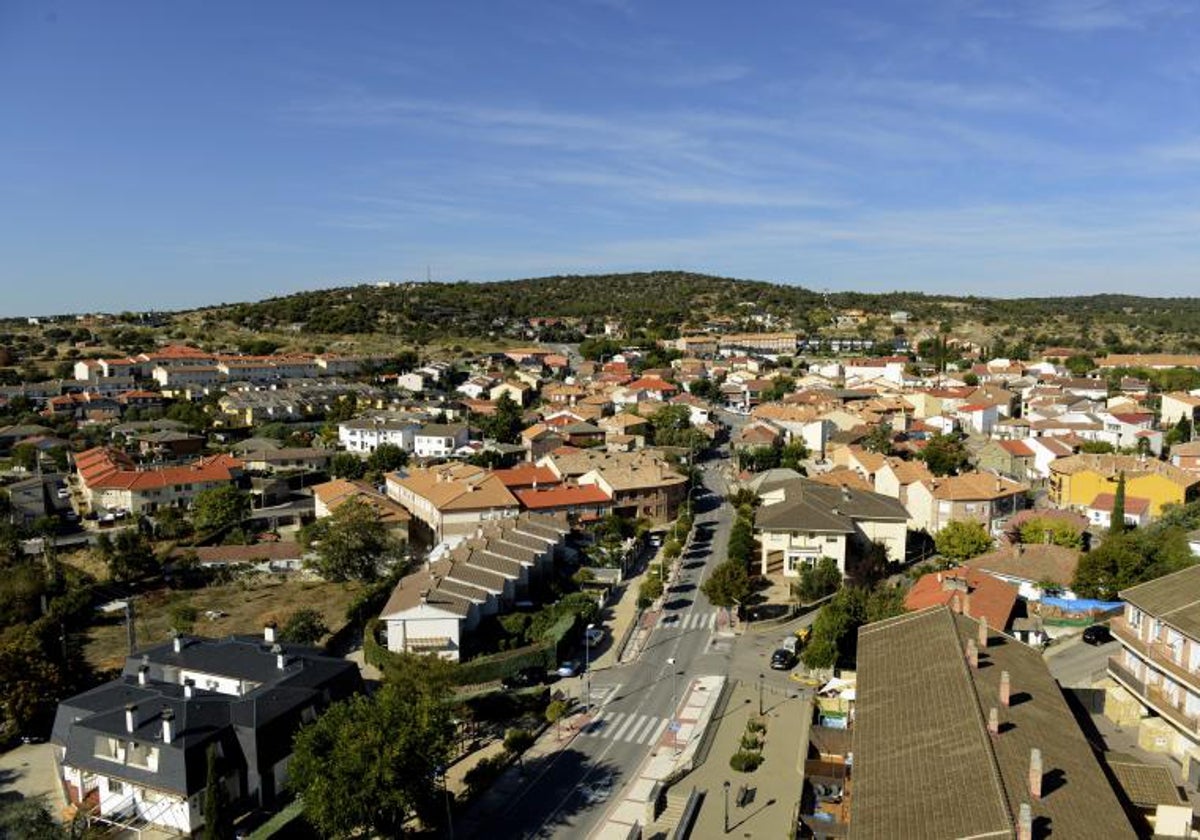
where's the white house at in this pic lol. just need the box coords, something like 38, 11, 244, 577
338, 416, 420, 454
413, 424, 470, 459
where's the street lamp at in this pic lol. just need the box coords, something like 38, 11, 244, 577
723, 780, 731, 834
584, 623, 595, 712
758, 672, 764, 716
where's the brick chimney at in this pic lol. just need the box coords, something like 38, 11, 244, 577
966, 639, 978, 668
1029, 748, 1043, 800
1017, 803, 1033, 840
1000, 670, 1011, 706
988, 707, 1000, 735
978, 615, 989, 648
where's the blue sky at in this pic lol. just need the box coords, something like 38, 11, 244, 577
5, 0, 1200, 315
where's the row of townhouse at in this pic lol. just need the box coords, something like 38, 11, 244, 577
339, 416, 471, 459
75, 345, 370, 383
379, 513, 570, 660
75, 447, 244, 514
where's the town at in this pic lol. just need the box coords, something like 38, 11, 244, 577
2, 286, 1200, 840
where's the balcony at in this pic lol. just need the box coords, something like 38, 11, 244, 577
1111, 616, 1200, 695
1108, 656, 1200, 736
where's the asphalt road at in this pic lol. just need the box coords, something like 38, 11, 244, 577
1045, 633, 1119, 688
493, 461, 736, 839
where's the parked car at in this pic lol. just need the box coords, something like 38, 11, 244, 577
770, 649, 796, 670
1082, 625, 1113, 646
557, 660, 581, 678
780, 636, 799, 654
502, 667, 546, 689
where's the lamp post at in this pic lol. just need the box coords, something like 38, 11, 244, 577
584, 623, 595, 712
436, 765, 454, 840
723, 780, 731, 834
758, 672, 764, 716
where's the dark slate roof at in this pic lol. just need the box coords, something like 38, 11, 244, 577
754, 477, 908, 534
850, 607, 1134, 840
1119, 564, 1200, 639
52, 636, 362, 797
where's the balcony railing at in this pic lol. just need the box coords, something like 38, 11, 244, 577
1111, 616, 1200, 695
1108, 656, 1200, 735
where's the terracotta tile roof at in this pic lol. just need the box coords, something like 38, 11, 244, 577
997, 440, 1035, 457
389, 464, 520, 512
882, 457, 934, 485
852, 607, 1135, 838
491, 464, 561, 489
925, 472, 1028, 501
1088, 492, 1151, 516
847, 445, 887, 473
513, 484, 612, 510
312, 478, 410, 524
1050, 453, 1200, 488
808, 468, 874, 493
76, 447, 241, 491
966, 543, 1081, 588
904, 568, 1018, 630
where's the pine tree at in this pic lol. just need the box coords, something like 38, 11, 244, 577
1110, 471, 1127, 535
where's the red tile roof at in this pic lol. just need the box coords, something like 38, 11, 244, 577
491, 464, 562, 489
513, 484, 612, 510
998, 440, 1035, 457
904, 569, 1018, 631
1089, 492, 1151, 515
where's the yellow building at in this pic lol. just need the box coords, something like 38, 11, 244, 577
1048, 454, 1200, 518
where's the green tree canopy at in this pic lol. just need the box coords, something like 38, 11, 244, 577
1017, 517, 1083, 549
935, 520, 993, 562
701, 559, 752, 609
301, 498, 404, 582
796, 557, 842, 603
329, 452, 367, 480
192, 485, 251, 533
477, 392, 524, 444
290, 681, 455, 838
365, 442, 409, 475
96, 529, 159, 583
919, 434, 970, 476
280, 608, 329, 646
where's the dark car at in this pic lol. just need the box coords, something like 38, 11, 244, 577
501, 667, 546, 689
1082, 625, 1112, 646
770, 649, 796, 670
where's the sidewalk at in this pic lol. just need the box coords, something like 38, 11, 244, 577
683, 680, 809, 839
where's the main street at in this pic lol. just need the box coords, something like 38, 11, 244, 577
492, 459, 737, 838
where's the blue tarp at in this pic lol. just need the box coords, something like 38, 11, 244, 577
1041, 596, 1123, 614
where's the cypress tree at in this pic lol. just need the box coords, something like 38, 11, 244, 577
203, 743, 232, 840
1110, 471, 1127, 535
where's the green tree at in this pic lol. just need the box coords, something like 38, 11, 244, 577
545, 698, 569, 740
478, 392, 524, 443
192, 485, 251, 533
290, 682, 454, 838
1110, 471, 1127, 535
1017, 517, 1083, 549
1072, 535, 1136, 600
862, 422, 894, 456
366, 442, 408, 475
329, 452, 367, 480
153, 506, 193, 540
301, 499, 404, 582
920, 434, 969, 476
202, 743, 232, 840
0, 796, 70, 840
779, 440, 809, 470
280, 608, 329, 645
1063, 355, 1096, 376
935, 520, 992, 562
796, 557, 841, 603
701, 559, 752, 610
96, 530, 158, 583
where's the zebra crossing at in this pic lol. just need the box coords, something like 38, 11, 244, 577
579, 710, 670, 745
658, 609, 719, 632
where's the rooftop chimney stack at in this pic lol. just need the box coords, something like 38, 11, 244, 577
966, 639, 979, 669
1017, 803, 1033, 840
264, 622, 277, 644
125, 703, 138, 734
978, 615, 989, 648
988, 707, 1000, 735
1029, 748, 1043, 800
162, 707, 175, 744
1001, 670, 1012, 706
184, 678, 194, 699
138, 665, 149, 686
272, 643, 286, 670
173, 634, 183, 653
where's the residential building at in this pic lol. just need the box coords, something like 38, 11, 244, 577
312, 477, 411, 541
490, 380, 533, 406
1109, 565, 1200, 763
75, 448, 243, 514
903, 568, 1019, 631
339, 415, 420, 454
385, 463, 520, 541
754, 479, 909, 577
1172, 441, 1200, 472
238, 447, 331, 474
1086, 492, 1152, 530
1161, 392, 1200, 430
717, 332, 798, 356
539, 449, 687, 522
852, 607, 1135, 838
976, 439, 1037, 483
1049, 454, 1200, 519
413, 423, 470, 459
906, 472, 1028, 535
52, 631, 362, 835
966, 543, 1082, 602
512, 484, 613, 521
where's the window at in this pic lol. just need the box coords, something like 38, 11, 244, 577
1129, 607, 1143, 628
108, 778, 124, 794
825, 536, 838, 543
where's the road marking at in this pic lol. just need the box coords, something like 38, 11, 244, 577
611, 713, 643, 743
628, 715, 660, 744
647, 717, 669, 744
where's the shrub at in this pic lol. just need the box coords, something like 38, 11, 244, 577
463, 754, 509, 793
730, 750, 764, 772
746, 718, 766, 734
740, 733, 762, 751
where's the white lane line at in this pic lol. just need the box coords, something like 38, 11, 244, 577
611, 713, 644, 743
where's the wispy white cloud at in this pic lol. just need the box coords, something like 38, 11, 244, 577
966, 0, 1190, 33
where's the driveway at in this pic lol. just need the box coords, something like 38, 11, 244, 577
0, 742, 62, 811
